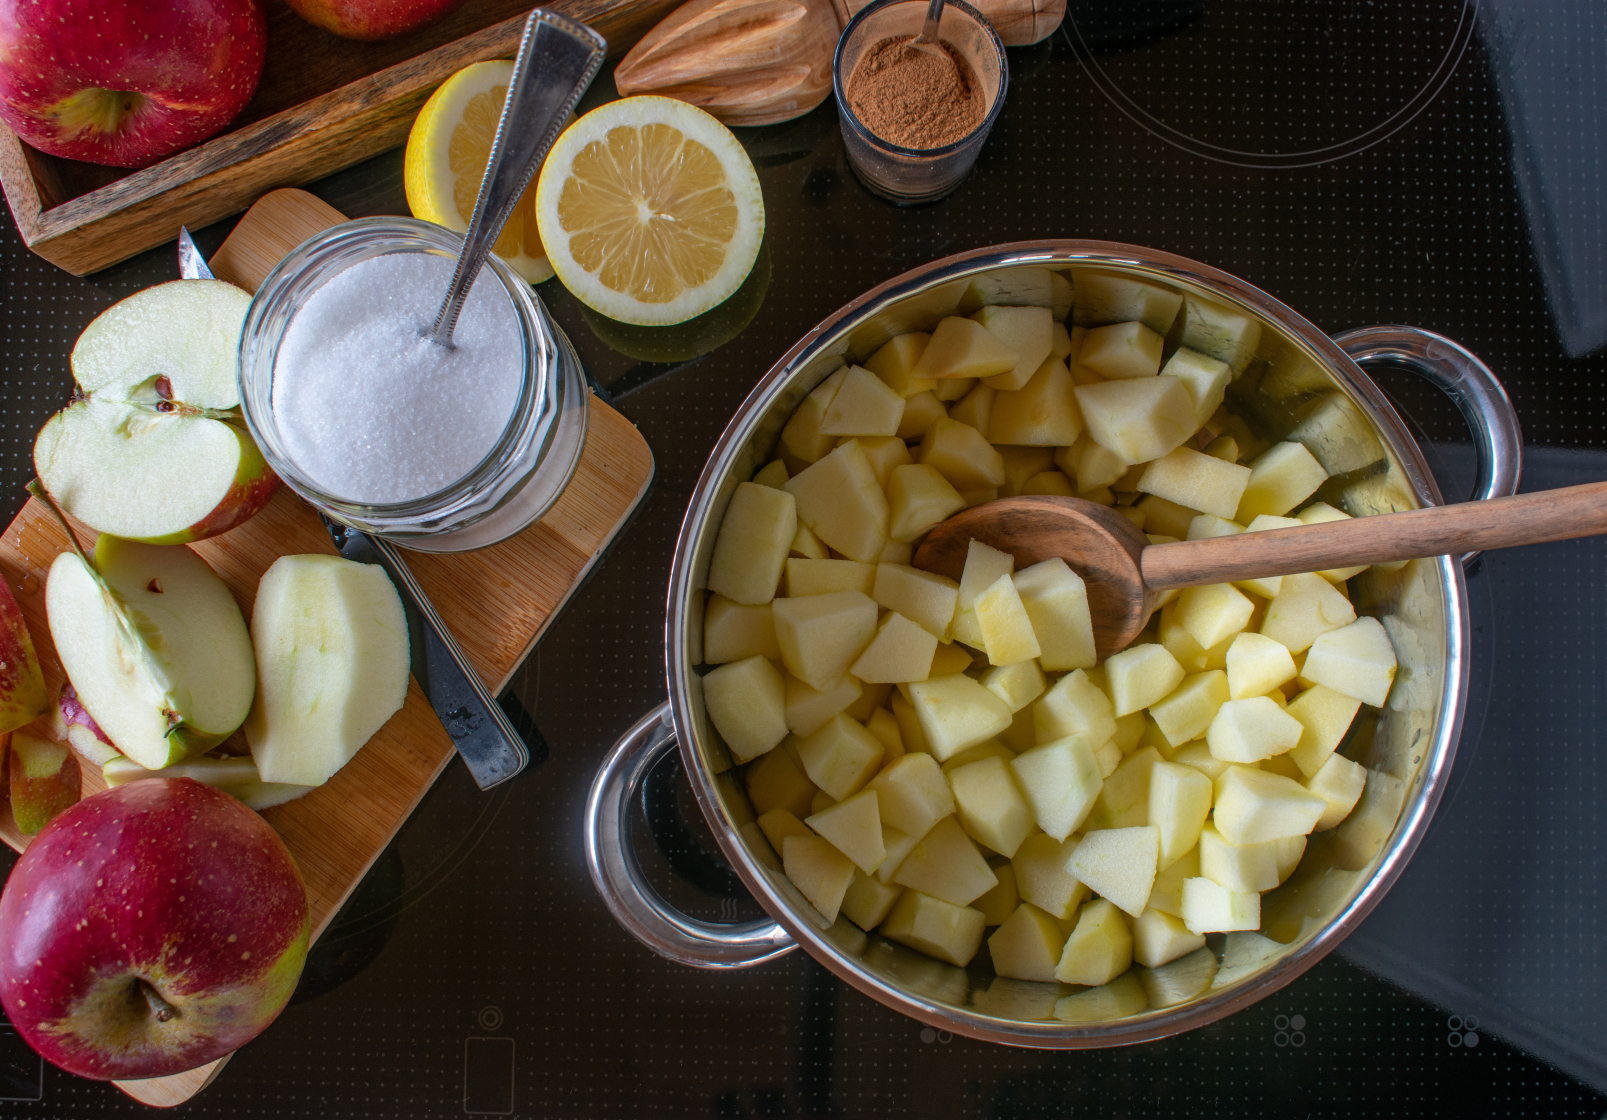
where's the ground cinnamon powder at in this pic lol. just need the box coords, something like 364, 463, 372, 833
845, 35, 986, 149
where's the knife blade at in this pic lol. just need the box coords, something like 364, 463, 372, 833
177, 226, 215, 280
320, 516, 530, 790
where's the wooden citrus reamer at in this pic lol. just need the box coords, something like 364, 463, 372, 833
913, 484, 1607, 657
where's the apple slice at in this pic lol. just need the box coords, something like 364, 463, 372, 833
34, 281, 278, 544
103, 754, 315, 811
245, 555, 410, 787
43, 496, 256, 770
7, 731, 81, 834
0, 576, 47, 735
51, 684, 121, 767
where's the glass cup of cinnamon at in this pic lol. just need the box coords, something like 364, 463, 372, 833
833, 0, 1009, 204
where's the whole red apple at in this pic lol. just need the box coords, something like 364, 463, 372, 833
0, 778, 309, 1080
285, 0, 466, 41
0, 0, 267, 168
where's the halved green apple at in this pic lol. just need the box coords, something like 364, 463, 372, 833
45, 528, 256, 771
33, 280, 277, 544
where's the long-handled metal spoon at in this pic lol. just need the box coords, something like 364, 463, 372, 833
427, 9, 605, 348
908, 0, 948, 53
913, 484, 1607, 658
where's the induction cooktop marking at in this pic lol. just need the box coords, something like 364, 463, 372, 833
1064, 0, 1479, 168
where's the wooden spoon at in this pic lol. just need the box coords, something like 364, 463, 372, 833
911, 484, 1607, 658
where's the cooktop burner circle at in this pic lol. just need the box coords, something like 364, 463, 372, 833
1064, 0, 1478, 168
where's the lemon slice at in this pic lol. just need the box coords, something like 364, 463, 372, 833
404, 60, 553, 284
535, 95, 765, 326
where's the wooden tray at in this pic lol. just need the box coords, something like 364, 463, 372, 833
0, 0, 680, 276
0, 189, 655, 1105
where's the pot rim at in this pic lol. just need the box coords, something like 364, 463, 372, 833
665, 240, 1471, 1046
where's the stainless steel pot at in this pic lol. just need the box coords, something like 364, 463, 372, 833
584, 242, 1522, 1044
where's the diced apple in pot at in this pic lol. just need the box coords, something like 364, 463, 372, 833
806, 788, 886, 873
951, 538, 1014, 648
795, 714, 884, 800
746, 744, 818, 818
1180, 295, 1262, 373
1261, 572, 1356, 654
1226, 631, 1298, 699
1212, 765, 1326, 845
892, 816, 997, 906
819, 366, 905, 437
784, 674, 861, 737
872, 563, 958, 640
784, 442, 889, 562
758, 806, 814, 853
1198, 823, 1283, 892
1148, 760, 1212, 867
973, 573, 1041, 667
785, 558, 875, 598
1074, 376, 1196, 465
1054, 898, 1133, 986
703, 655, 789, 762
752, 460, 788, 489
1235, 442, 1328, 522
911, 317, 1018, 381
1068, 826, 1161, 918
780, 368, 848, 466
1305, 753, 1367, 831
1297, 501, 1370, 581
971, 305, 1053, 391
907, 674, 1013, 761
703, 596, 780, 664
1011, 735, 1102, 841
864, 332, 934, 398
919, 418, 1006, 491
1137, 446, 1251, 520
1206, 696, 1303, 763
987, 359, 1084, 446
1181, 877, 1260, 934
1161, 348, 1233, 428
1175, 583, 1254, 652
1105, 644, 1185, 718
1079, 321, 1163, 380
707, 482, 796, 605
880, 890, 987, 967
7, 731, 80, 834
1132, 907, 1206, 969
841, 870, 904, 931
1300, 616, 1398, 707
1011, 832, 1087, 919
850, 612, 938, 684
1148, 670, 1230, 747
245, 554, 409, 787
771, 590, 878, 691
988, 902, 1066, 981
1034, 668, 1117, 745
1012, 558, 1097, 671
1286, 684, 1362, 776
973, 859, 1020, 924
949, 755, 1034, 858
1148, 845, 1198, 918
783, 834, 856, 924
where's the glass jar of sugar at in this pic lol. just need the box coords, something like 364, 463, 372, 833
239, 217, 588, 552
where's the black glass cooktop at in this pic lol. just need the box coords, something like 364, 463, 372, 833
3, 1, 1606, 1115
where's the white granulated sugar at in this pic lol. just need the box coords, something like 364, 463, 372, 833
272, 251, 524, 504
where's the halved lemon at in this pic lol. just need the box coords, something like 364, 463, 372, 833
404, 60, 554, 284
535, 95, 765, 326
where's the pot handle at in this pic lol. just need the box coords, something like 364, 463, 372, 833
583, 701, 798, 969
1335, 325, 1523, 566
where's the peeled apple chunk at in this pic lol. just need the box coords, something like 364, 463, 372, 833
707, 482, 796, 605
907, 673, 1013, 760
911, 316, 1018, 381
771, 590, 878, 691
881, 889, 987, 967
33, 280, 275, 544
244, 554, 409, 787
784, 442, 889, 562
783, 834, 856, 923
703, 655, 789, 762
1068, 826, 1161, 918
1211, 765, 1326, 845
1074, 376, 1196, 465
47, 536, 256, 770
1055, 898, 1133, 986
1300, 616, 1398, 707
988, 902, 1066, 981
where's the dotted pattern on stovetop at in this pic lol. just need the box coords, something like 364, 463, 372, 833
3, 0, 1607, 1114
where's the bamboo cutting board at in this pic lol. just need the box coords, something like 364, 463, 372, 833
0, 190, 654, 1106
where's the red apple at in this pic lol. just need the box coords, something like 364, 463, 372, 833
0, 778, 309, 1080
285, 0, 466, 41
7, 730, 80, 834
0, 0, 267, 169
0, 574, 47, 735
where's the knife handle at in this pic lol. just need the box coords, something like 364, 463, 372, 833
331, 524, 530, 790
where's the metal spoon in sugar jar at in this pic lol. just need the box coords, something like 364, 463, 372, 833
912, 483, 1607, 659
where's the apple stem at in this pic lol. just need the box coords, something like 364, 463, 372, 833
25, 480, 91, 567
138, 979, 177, 1023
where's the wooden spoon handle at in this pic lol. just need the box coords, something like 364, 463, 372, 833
1140, 481, 1607, 592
